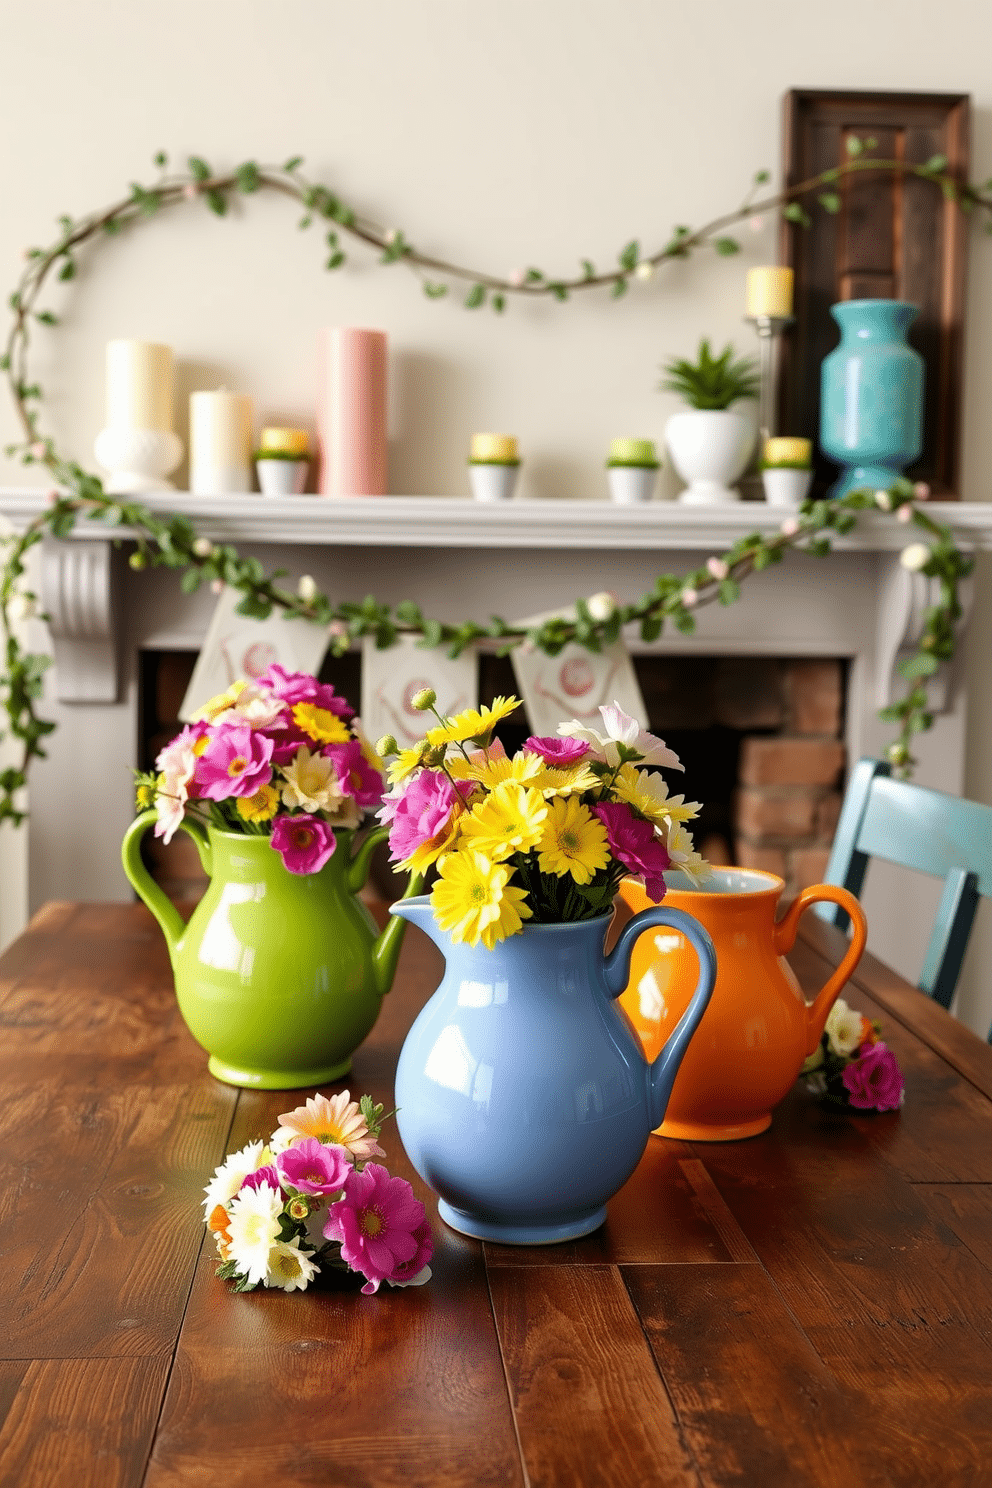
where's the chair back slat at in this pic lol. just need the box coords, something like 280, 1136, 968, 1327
856, 777, 992, 896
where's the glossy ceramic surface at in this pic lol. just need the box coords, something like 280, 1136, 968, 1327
618, 869, 868, 1141
820, 299, 924, 499
121, 812, 410, 1089
391, 898, 716, 1245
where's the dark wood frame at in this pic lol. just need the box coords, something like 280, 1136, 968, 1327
777, 89, 970, 500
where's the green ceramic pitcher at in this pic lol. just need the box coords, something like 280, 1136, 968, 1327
122, 811, 418, 1089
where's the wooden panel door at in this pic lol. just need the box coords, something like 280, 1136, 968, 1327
777, 90, 970, 499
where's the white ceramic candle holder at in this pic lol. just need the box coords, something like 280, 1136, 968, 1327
93, 426, 183, 495
469, 464, 520, 502
607, 466, 658, 504
256, 459, 309, 496
762, 467, 814, 507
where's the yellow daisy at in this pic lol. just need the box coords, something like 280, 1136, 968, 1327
459, 781, 547, 860
449, 748, 543, 789
397, 805, 467, 875
431, 849, 532, 949
665, 821, 711, 885
191, 679, 248, 723
532, 761, 601, 797
292, 702, 351, 745
386, 747, 428, 785
236, 783, 280, 822
273, 1090, 385, 1161
613, 764, 702, 826
424, 695, 521, 748
537, 796, 611, 883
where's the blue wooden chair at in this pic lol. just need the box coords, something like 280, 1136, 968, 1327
818, 757, 992, 1041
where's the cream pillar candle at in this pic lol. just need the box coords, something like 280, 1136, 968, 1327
190, 390, 253, 495
745, 267, 794, 319
105, 340, 174, 431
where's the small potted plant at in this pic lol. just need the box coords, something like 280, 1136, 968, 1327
468, 433, 520, 502
255, 426, 310, 496
606, 438, 660, 504
661, 339, 759, 504
761, 437, 814, 508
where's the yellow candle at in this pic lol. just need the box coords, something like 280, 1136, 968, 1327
763, 437, 812, 467
259, 426, 310, 456
190, 390, 253, 494
470, 433, 518, 462
105, 340, 174, 431
746, 267, 794, 319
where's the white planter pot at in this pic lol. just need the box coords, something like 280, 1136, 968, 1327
665, 408, 757, 505
469, 464, 519, 502
257, 458, 309, 496
761, 467, 813, 508
607, 466, 657, 505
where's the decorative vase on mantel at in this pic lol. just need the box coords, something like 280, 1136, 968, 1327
121, 817, 417, 1089
820, 299, 925, 500
389, 896, 716, 1245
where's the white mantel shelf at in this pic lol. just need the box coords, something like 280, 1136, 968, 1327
3, 489, 992, 551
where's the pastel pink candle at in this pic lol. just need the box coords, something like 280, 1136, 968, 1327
317, 327, 388, 496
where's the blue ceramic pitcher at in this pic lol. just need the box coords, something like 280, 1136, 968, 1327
390, 899, 716, 1245
820, 299, 924, 499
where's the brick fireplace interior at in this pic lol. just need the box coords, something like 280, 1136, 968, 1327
138, 650, 847, 903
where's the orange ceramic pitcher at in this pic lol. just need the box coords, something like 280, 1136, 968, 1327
617, 868, 868, 1141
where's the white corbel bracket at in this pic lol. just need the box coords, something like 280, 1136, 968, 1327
40, 536, 121, 703
875, 554, 973, 714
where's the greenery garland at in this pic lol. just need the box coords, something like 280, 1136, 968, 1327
0, 141, 983, 825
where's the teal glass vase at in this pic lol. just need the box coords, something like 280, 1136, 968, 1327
819, 299, 924, 499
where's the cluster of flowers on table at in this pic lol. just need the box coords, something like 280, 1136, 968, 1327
802, 997, 905, 1112
203, 1091, 432, 1295
375, 693, 709, 947
135, 665, 383, 874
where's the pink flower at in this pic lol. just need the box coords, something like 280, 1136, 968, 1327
194, 724, 274, 800
323, 1163, 430, 1295
239, 1165, 281, 1193
897, 504, 913, 523
270, 814, 337, 874
681, 587, 698, 608
706, 557, 729, 581
323, 740, 383, 808
277, 1138, 352, 1196
258, 665, 354, 720
523, 735, 589, 765
385, 1220, 434, 1288
593, 799, 670, 901
842, 1041, 904, 1112
385, 770, 468, 864
913, 481, 930, 501
780, 517, 800, 537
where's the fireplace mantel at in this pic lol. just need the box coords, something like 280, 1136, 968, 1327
0, 488, 989, 953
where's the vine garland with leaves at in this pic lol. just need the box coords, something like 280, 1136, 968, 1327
0, 140, 983, 824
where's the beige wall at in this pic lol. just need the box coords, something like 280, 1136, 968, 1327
0, 0, 989, 1028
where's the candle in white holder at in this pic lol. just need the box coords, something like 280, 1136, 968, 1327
190, 390, 253, 495
745, 266, 794, 319
106, 340, 174, 431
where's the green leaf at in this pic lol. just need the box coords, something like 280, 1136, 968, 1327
491, 293, 505, 314
846, 135, 863, 157
283, 155, 304, 171
58, 259, 75, 281
0, 355, 9, 371
153, 150, 167, 168
34, 311, 58, 326
549, 282, 568, 302
618, 240, 639, 272
718, 578, 740, 605
581, 259, 596, 279
326, 252, 345, 270
525, 268, 544, 284
188, 156, 211, 182
180, 568, 202, 594
464, 283, 486, 309
782, 203, 811, 228
640, 614, 662, 643
298, 214, 312, 230
898, 652, 939, 679
236, 161, 260, 193
714, 236, 740, 256
818, 192, 841, 214
924, 153, 948, 174
206, 190, 227, 216
423, 281, 448, 299
611, 277, 628, 299
754, 169, 771, 184
419, 619, 443, 649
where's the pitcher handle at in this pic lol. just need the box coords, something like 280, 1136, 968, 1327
121, 808, 212, 962
772, 883, 868, 1056
604, 904, 717, 1131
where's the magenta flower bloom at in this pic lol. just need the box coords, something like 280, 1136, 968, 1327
385, 771, 467, 864
385, 1219, 434, 1287
842, 1041, 905, 1112
593, 800, 671, 902
259, 665, 354, 719
239, 1165, 281, 1194
195, 724, 274, 800
524, 735, 589, 765
277, 1137, 351, 1195
324, 740, 383, 808
270, 814, 337, 874
323, 1163, 429, 1295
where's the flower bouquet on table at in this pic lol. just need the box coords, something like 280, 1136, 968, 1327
204, 1091, 433, 1294
136, 664, 384, 870
375, 691, 709, 941
802, 997, 905, 1112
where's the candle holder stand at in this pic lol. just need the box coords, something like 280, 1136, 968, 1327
94, 427, 183, 495
745, 314, 794, 444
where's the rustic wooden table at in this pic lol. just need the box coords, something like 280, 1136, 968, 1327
2, 900, 991, 1487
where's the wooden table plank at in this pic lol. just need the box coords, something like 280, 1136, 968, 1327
0, 1356, 170, 1488
489, 1263, 698, 1488
916, 1183, 992, 1280
625, 1264, 867, 1488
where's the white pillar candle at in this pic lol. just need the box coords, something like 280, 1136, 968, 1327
745, 267, 794, 319
190, 390, 253, 495
105, 340, 174, 431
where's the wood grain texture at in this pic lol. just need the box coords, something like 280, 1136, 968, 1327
916, 1183, 992, 1279
489, 1263, 697, 1488
625, 1263, 866, 1488
0, 1356, 169, 1488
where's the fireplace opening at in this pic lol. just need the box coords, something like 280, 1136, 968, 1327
137, 648, 847, 904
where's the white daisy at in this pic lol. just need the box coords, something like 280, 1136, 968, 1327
558, 702, 683, 771
825, 998, 866, 1057
226, 1181, 285, 1285
263, 1237, 319, 1292
202, 1140, 269, 1217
